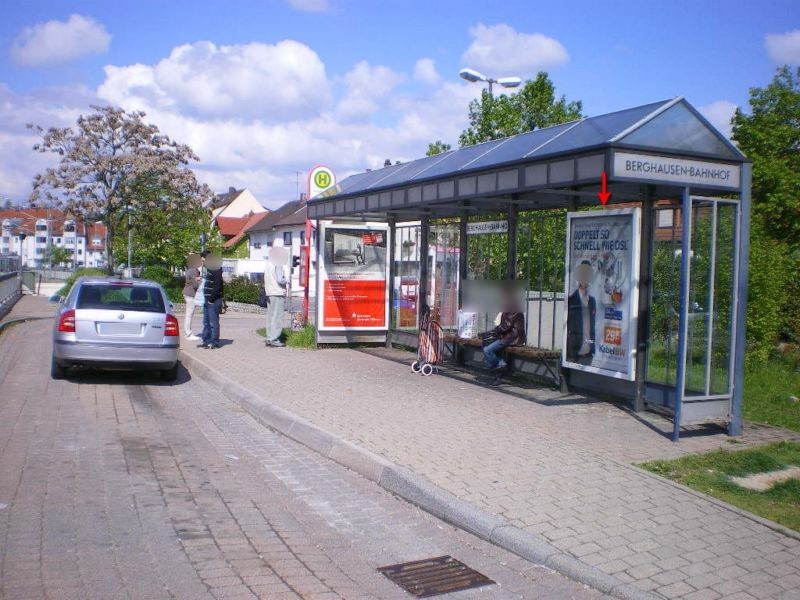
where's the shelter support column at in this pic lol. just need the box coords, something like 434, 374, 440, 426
672, 187, 692, 442
506, 199, 518, 280
419, 215, 430, 317
634, 186, 655, 412
459, 214, 468, 304
730, 164, 751, 436
386, 215, 396, 348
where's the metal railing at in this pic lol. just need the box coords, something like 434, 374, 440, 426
0, 271, 21, 312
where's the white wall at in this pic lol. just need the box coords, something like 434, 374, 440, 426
214, 189, 267, 219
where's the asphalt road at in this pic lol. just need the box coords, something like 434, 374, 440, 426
0, 318, 605, 600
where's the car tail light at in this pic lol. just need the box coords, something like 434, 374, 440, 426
165, 314, 180, 337
58, 309, 75, 333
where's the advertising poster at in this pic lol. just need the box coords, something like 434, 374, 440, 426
562, 208, 640, 380
318, 223, 389, 330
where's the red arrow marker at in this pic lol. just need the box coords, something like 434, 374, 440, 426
598, 171, 611, 205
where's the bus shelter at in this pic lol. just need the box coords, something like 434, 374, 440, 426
308, 97, 751, 441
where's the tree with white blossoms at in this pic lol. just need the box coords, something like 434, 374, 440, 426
28, 105, 213, 273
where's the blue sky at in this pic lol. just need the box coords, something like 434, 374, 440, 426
1, 0, 798, 207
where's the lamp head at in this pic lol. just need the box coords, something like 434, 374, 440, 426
497, 77, 522, 88
459, 68, 486, 83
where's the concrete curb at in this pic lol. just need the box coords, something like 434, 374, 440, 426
181, 349, 661, 600
0, 314, 52, 335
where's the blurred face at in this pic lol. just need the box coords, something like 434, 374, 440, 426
575, 264, 592, 287
205, 255, 222, 270
187, 253, 201, 268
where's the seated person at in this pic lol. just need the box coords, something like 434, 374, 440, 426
483, 288, 526, 370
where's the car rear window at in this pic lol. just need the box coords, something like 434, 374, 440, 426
77, 284, 165, 313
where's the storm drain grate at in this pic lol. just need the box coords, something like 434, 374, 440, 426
377, 555, 495, 597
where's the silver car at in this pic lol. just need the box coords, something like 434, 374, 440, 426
51, 277, 180, 381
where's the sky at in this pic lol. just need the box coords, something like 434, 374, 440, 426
0, 0, 798, 208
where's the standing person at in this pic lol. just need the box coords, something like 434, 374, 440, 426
182, 253, 202, 341
264, 239, 288, 347
200, 254, 224, 350
566, 260, 597, 365
482, 286, 526, 370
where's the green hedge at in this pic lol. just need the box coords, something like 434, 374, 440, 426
56, 268, 107, 298
224, 275, 260, 304
141, 266, 184, 303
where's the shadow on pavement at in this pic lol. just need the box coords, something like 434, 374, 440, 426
60, 361, 192, 387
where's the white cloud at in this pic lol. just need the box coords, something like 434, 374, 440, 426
765, 29, 800, 65
461, 23, 568, 76
414, 58, 441, 86
336, 60, 405, 120
98, 40, 331, 121
10, 14, 110, 68
0, 38, 482, 208
699, 100, 737, 139
287, 0, 330, 11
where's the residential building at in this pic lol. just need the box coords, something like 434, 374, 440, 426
206, 187, 267, 220
0, 208, 106, 268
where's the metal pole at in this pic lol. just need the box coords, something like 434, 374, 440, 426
729, 163, 752, 436
506, 200, 518, 280
419, 215, 430, 319
386, 215, 396, 348
673, 187, 693, 442
634, 185, 655, 412
127, 208, 132, 277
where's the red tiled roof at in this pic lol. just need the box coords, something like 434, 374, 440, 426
215, 216, 251, 237
222, 212, 265, 249
0, 208, 86, 236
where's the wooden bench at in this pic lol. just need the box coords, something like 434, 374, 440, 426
443, 334, 562, 387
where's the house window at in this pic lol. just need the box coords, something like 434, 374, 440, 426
35, 223, 47, 231
92, 237, 101, 247
300, 230, 305, 245
55, 237, 61, 244
657, 210, 674, 228
252, 242, 261, 249
1, 237, 8, 244
35, 247, 43, 255
35, 236, 47, 243
78, 249, 83, 255
65, 238, 74, 245
64, 222, 75, 232
283, 231, 292, 245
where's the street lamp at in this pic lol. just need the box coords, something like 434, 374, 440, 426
459, 68, 522, 96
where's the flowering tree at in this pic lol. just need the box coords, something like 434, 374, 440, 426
28, 105, 212, 272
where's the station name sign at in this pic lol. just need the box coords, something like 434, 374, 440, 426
466, 220, 508, 235
613, 151, 740, 189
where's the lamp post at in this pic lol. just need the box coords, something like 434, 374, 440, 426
459, 68, 522, 95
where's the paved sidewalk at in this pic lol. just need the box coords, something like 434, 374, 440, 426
0, 293, 56, 328
183, 314, 800, 600
1, 316, 605, 599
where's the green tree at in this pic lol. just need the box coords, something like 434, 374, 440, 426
44, 245, 73, 268
459, 72, 583, 147
111, 202, 221, 269
426, 140, 452, 156
28, 105, 212, 273
732, 66, 800, 246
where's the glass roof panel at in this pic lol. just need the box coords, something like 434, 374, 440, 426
333, 162, 412, 195
410, 138, 508, 180
620, 102, 740, 158
369, 151, 456, 188
464, 121, 578, 171
528, 100, 671, 158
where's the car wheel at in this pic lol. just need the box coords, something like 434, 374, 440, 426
51, 356, 66, 380
161, 363, 179, 382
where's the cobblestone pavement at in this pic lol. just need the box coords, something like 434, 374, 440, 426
180, 314, 800, 600
0, 314, 606, 600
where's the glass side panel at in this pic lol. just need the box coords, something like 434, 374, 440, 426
464, 121, 577, 171
393, 224, 422, 331
429, 223, 460, 331
621, 102, 738, 158
710, 203, 737, 394
646, 203, 681, 386
531, 100, 671, 158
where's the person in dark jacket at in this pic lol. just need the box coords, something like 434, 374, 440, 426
200, 254, 224, 349
566, 260, 596, 365
483, 287, 526, 370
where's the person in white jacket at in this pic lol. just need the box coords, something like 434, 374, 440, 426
264, 239, 289, 347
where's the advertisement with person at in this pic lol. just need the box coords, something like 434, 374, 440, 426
318, 223, 389, 330
562, 208, 640, 380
